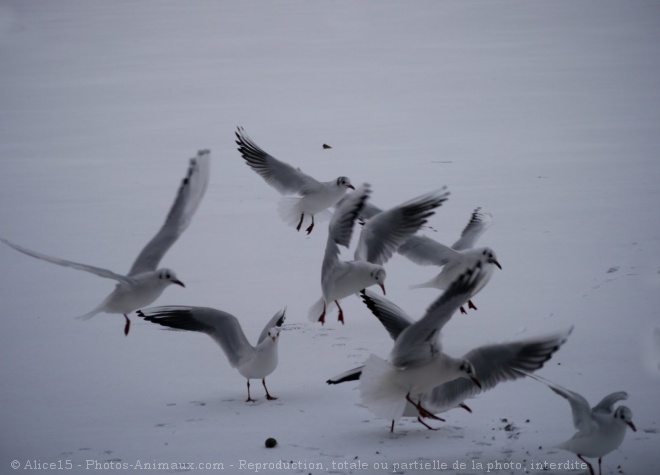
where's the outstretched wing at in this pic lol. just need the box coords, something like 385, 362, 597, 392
522, 371, 597, 433
138, 306, 254, 368
235, 127, 318, 195
1, 237, 131, 284
354, 188, 450, 265
390, 262, 483, 368
397, 235, 461, 267
423, 327, 572, 412
321, 185, 371, 294
129, 150, 211, 275
360, 289, 414, 341
451, 207, 494, 251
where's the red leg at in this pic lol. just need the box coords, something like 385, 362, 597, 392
335, 300, 344, 324
390, 420, 395, 432
598, 458, 602, 475
305, 215, 315, 235
263, 379, 277, 400
296, 214, 304, 232
460, 306, 467, 315
406, 393, 445, 422
459, 403, 472, 413
123, 314, 131, 336
468, 299, 477, 311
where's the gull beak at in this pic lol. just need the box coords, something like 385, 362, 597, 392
173, 279, 185, 288
348, 184, 355, 190
492, 259, 502, 270
627, 421, 637, 432
379, 283, 386, 295
471, 377, 482, 390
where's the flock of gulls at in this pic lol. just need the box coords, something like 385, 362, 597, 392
2, 127, 635, 475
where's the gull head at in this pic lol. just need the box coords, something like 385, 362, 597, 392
267, 327, 281, 342
370, 267, 387, 295
481, 247, 502, 270
157, 268, 185, 287
336, 176, 355, 190
459, 359, 482, 389
615, 406, 636, 432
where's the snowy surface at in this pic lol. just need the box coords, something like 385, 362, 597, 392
1, 1, 659, 474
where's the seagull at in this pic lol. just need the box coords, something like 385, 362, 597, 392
235, 127, 354, 234
398, 207, 501, 314
521, 372, 636, 475
1, 150, 211, 336
328, 290, 572, 423
357, 262, 488, 432
308, 184, 450, 324
138, 306, 286, 402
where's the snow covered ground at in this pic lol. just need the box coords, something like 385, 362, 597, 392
1, 1, 659, 474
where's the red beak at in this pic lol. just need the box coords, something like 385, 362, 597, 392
173, 279, 185, 288
627, 421, 637, 432
379, 283, 386, 295
471, 377, 482, 390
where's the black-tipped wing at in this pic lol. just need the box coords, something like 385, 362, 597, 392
235, 127, 318, 195
138, 306, 254, 368
354, 188, 450, 265
390, 262, 483, 368
360, 289, 414, 341
451, 207, 494, 251
423, 327, 573, 412
326, 365, 364, 385
129, 150, 211, 275
257, 308, 286, 344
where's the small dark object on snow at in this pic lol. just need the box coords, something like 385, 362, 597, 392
265, 437, 277, 448
322, 144, 332, 149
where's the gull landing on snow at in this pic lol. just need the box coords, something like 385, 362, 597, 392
235, 127, 354, 235
1, 151, 210, 336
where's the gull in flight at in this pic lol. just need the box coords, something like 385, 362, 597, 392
521, 371, 636, 475
328, 290, 572, 424
1, 150, 211, 336
235, 126, 354, 234
308, 184, 450, 324
398, 207, 501, 314
138, 306, 286, 402
357, 262, 488, 432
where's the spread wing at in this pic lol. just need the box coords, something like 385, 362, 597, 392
451, 207, 493, 251
129, 150, 211, 275
397, 235, 461, 267
1, 237, 131, 284
354, 188, 450, 265
423, 328, 572, 412
390, 262, 484, 368
138, 306, 254, 368
235, 127, 319, 195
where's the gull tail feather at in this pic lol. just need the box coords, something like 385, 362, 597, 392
359, 354, 407, 422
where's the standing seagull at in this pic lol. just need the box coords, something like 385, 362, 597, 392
398, 207, 501, 314
522, 372, 636, 475
138, 306, 286, 402
309, 184, 450, 324
235, 127, 354, 234
1, 150, 211, 336
358, 262, 491, 432
328, 290, 572, 422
